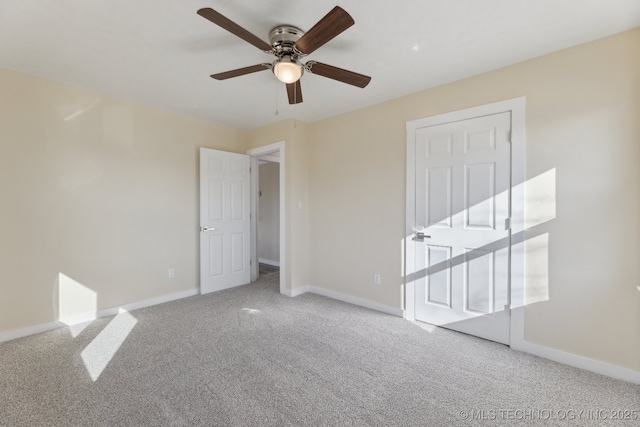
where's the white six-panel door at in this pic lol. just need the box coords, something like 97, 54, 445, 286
200, 148, 251, 294
414, 112, 512, 344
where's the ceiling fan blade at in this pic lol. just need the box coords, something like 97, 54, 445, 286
197, 8, 273, 52
294, 6, 354, 55
306, 62, 371, 88
211, 64, 271, 80
286, 80, 303, 104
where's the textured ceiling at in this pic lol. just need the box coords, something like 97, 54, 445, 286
1, 0, 639, 130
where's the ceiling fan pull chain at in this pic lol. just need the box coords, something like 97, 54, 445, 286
275, 80, 279, 116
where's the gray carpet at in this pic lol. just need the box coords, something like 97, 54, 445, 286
1, 272, 638, 426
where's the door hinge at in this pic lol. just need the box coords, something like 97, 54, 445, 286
250, 260, 252, 266
505, 218, 511, 230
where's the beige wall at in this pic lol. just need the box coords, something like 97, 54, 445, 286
0, 68, 244, 331
258, 162, 280, 263
2, 28, 638, 374
308, 28, 640, 371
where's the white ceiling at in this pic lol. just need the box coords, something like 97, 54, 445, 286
1, 0, 639, 131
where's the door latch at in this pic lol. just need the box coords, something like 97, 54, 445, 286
412, 232, 431, 242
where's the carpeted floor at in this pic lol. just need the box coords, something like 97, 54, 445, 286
0, 272, 638, 426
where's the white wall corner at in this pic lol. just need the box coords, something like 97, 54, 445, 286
284, 285, 311, 298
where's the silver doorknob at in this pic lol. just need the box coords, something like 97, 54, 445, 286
412, 232, 431, 242
201, 226, 216, 232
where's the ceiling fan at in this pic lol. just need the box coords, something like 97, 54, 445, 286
197, 6, 371, 105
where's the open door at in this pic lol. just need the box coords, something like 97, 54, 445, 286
200, 148, 251, 294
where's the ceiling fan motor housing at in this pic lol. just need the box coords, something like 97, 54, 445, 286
269, 25, 305, 57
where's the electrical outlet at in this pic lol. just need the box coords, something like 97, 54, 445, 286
168, 269, 175, 279
374, 273, 381, 285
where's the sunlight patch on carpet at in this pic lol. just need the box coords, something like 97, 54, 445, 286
81, 309, 137, 381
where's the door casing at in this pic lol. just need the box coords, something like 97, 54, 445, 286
247, 142, 286, 295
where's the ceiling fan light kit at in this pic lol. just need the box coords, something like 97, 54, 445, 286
273, 56, 303, 84
197, 6, 371, 104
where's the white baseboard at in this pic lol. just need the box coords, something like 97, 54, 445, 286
0, 321, 67, 343
0, 287, 199, 343
258, 258, 280, 267
99, 288, 198, 318
512, 338, 640, 385
510, 306, 639, 384
287, 285, 404, 317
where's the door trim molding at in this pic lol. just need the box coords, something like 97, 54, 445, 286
405, 97, 526, 346
247, 141, 286, 295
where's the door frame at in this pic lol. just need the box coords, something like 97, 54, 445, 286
405, 97, 526, 348
247, 141, 286, 295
